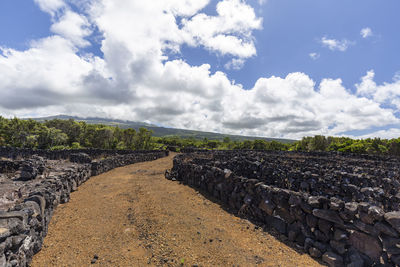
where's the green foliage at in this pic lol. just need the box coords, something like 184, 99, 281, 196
50, 145, 70, 150
0, 116, 399, 155
134, 127, 153, 150
291, 135, 400, 156
389, 138, 400, 155
71, 142, 82, 149
0, 116, 156, 151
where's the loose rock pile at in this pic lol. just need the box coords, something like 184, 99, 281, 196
167, 150, 400, 266
0, 148, 168, 267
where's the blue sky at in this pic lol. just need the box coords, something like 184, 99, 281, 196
178, 0, 400, 90
0, 0, 50, 49
0, 0, 399, 139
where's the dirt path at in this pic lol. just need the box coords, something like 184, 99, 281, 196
32, 153, 322, 267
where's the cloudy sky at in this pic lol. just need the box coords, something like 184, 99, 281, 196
0, 0, 399, 139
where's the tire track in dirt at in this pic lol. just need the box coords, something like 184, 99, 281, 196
32, 153, 322, 267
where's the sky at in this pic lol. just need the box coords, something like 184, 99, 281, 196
0, 0, 399, 139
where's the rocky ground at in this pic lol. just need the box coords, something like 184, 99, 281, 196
0, 157, 81, 211
31, 153, 321, 267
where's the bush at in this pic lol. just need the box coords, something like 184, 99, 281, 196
50, 145, 70, 150
71, 142, 82, 149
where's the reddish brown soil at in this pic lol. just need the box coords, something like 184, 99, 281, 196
31, 153, 322, 267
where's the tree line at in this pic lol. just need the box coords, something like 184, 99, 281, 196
292, 135, 400, 155
0, 117, 153, 150
157, 135, 400, 156
0, 117, 399, 156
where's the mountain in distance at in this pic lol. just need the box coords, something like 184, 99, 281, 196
32, 115, 296, 143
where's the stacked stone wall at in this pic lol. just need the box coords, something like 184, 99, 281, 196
168, 151, 400, 266
0, 149, 168, 266
0, 146, 158, 161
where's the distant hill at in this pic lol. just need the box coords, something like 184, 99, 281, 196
31, 115, 296, 143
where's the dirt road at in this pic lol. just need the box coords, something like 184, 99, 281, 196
32, 153, 322, 267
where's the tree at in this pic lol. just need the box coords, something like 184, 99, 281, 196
389, 138, 400, 156
25, 135, 38, 148
266, 140, 288, 151
253, 140, 267, 150
48, 128, 68, 147
93, 127, 114, 149
206, 140, 218, 149
1, 116, 399, 155
134, 128, 153, 150
45, 119, 84, 146
310, 135, 328, 151
122, 128, 136, 149
242, 140, 253, 149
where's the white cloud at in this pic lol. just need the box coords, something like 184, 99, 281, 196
33, 0, 65, 16
360, 27, 373, 38
356, 70, 400, 109
220, 73, 397, 138
357, 128, 400, 140
258, 0, 267, 5
320, 37, 353, 52
224, 58, 245, 70
355, 70, 377, 96
0, 36, 103, 109
166, 0, 210, 16
393, 71, 400, 82
0, 0, 398, 139
181, 0, 262, 58
309, 52, 320, 60
33, 1, 93, 48
50, 10, 92, 47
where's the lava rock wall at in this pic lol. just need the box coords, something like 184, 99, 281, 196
0, 147, 157, 161
0, 149, 168, 267
168, 151, 400, 266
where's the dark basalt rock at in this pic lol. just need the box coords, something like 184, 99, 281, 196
380, 235, 400, 251
347, 249, 364, 267
375, 221, 399, 237
384, 211, 400, 233
258, 198, 275, 215
266, 215, 287, 234
329, 240, 346, 255
329, 197, 344, 211
368, 205, 384, 222
322, 252, 343, 267
166, 150, 400, 266
309, 247, 322, 258
392, 255, 400, 266
344, 202, 358, 216
333, 228, 347, 241
318, 219, 332, 236
353, 219, 379, 236
0, 148, 168, 266
348, 231, 382, 261
312, 209, 343, 225
70, 153, 92, 164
